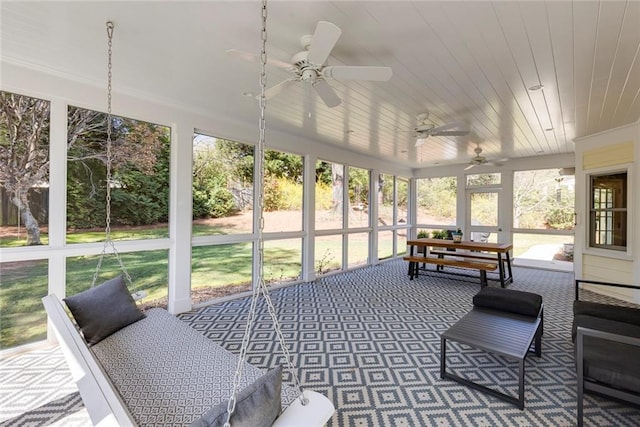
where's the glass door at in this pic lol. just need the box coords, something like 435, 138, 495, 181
466, 189, 503, 243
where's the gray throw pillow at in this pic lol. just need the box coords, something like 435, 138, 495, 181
190, 366, 282, 427
63, 275, 145, 345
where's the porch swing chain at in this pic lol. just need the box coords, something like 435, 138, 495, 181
225, 2, 304, 425
91, 21, 132, 288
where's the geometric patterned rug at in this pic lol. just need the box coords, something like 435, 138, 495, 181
180, 260, 640, 427
2, 260, 639, 426
0, 346, 88, 426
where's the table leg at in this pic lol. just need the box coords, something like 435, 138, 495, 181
505, 251, 513, 284
497, 253, 506, 287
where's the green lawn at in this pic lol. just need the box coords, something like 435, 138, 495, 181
1, 235, 307, 349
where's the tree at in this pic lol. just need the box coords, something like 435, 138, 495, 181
1, 91, 169, 245
0, 92, 50, 245
66, 106, 169, 228
513, 169, 575, 230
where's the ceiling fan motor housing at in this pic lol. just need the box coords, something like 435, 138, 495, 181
292, 51, 311, 68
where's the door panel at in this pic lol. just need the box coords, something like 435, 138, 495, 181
467, 189, 502, 243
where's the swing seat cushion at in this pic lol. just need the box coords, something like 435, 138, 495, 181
63, 275, 145, 345
190, 366, 282, 427
91, 308, 298, 425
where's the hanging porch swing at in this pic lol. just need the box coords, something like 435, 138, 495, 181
43, 2, 335, 426
223, 0, 335, 425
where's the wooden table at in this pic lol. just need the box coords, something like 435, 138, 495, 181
406, 238, 514, 287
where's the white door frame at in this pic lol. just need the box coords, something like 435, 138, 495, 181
466, 187, 507, 243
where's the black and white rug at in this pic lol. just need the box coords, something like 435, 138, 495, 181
180, 261, 639, 427
2, 260, 639, 426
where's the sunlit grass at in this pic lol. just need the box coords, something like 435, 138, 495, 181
1, 238, 308, 349
0, 259, 49, 348
513, 233, 574, 258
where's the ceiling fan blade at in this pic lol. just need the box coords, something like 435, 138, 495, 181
488, 158, 509, 166
432, 130, 470, 137
464, 163, 477, 171
313, 79, 342, 108
324, 66, 393, 81
263, 78, 299, 100
226, 49, 292, 69
307, 21, 342, 65
430, 121, 466, 133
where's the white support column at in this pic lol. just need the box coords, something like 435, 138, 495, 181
342, 165, 349, 269
47, 98, 68, 344
457, 173, 466, 232
302, 155, 316, 282
370, 169, 379, 263
501, 169, 514, 244
409, 177, 417, 239
168, 121, 193, 314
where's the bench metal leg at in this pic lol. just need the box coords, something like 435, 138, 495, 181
440, 324, 541, 410
534, 310, 543, 357
440, 336, 447, 379
577, 332, 584, 427
442, 361, 525, 409
518, 359, 525, 410
408, 261, 419, 280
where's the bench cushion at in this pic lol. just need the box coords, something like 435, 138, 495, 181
92, 309, 298, 426
580, 336, 640, 394
190, 366, 282, 427
473, 287, 542, 317
574, 300, 640, 325
572, 301, 640, 342
64, 275, 145, 345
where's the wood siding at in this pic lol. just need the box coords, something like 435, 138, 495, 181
583, 141, 634, 170
582, 253, 637, 302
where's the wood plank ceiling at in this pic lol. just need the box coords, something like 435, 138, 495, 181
1, 1, 639, 169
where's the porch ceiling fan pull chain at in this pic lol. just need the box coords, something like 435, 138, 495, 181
91, 21, 132, 288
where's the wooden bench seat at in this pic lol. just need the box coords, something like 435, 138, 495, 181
403, 256, 498, 287
430, 249, 509, 263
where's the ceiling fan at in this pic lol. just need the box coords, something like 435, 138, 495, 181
227, 21, 392, 108
465, 145, 487, 170
413, 112, 470, 147
464, 144, 507, 170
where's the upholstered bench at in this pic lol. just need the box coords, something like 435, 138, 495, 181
43, 276, 335, 426
440, 287, 543, 409
573, 279, 640, 426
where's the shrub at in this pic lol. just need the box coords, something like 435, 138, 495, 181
279, 179, 303, 210
545, 207, 574, 230
264, 176, 285, 212
192, 187, 211, 219
315, 182, 334, 210
192, 185, 236, 219
432, 230, 448, 239
206, 187, 236, 218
